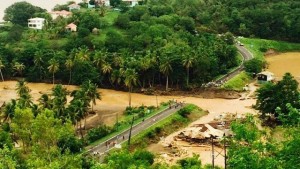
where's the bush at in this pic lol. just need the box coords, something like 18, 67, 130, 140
57, 134, 83, 153
178, 106, 194, 118
244, 58, 264, 74
87, 125, 113, 143
133, 150, 155, 165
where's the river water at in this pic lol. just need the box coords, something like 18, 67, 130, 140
0, 0, 82, 22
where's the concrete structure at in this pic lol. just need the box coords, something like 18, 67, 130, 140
65, 23, 77, 32
49, 10, 72, 19
98, 0, 110, 6
68, 3, 81, 11
28, 18, 45, 30
122, 0, 141, 7
257, 71, 274, 82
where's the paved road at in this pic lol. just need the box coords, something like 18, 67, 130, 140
87, 45, 253, 158
87, 103, 184, 158
216, 45, 253, 83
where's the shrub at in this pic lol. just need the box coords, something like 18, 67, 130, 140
87, 125, 113, 143
133, 150, 155, 165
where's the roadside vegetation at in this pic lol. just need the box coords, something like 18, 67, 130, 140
222, 71, 252, 91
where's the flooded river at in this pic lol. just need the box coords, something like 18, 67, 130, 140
266, 52, 300, 82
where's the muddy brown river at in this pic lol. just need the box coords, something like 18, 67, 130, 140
266, 52, 300, 82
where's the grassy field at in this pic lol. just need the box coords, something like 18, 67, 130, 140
222, 71, 252, 91
239, 38, 300, 59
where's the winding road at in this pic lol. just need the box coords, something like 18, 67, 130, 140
86, 44, 254, 158
216, 44, 253, 83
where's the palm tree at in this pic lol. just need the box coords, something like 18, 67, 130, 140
182, 52, 196, 87
34, 50, 44, 81
69, 99, 87, 138
124, 69, 138, 107
13, 62, 25, 77
16, 79, 30, 97
2, 99, 17, 122
16, 80, 32, 108
93, 50, 107, 66
38, 94, 52, 109
52, 84, 68, 119
48, 59, 59, 85
159, 56, 173, 91
101, 62, 112, 75
81, 81, 101, 111
75, 46, 90, 62
0, 59, 5, 82
65, 58, 74, 85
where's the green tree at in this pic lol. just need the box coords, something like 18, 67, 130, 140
13, 62, 25, 77
182, 51, 196, 87
34, 50, 44, 81
48, 59, 59, 85
256, 73, 300, 120
65, 58, 74, 85
4, 1, 46, 26
159, 55, 173, 91
244, 58, 264, 74
124, 69, 138, 107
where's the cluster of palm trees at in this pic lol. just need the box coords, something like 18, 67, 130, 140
0, 80, 100, 138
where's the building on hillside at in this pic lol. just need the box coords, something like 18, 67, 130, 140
122, 0, 141, 7
65, 23, 77, 32
68, 3, 81, 11
98, 0, 110, 6
28, 18, 45, 30
257, 71, 274, 83
49, 10, 72, 19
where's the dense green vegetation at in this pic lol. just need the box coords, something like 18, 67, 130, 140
0, 1, 239, 90
256, 73, 300, 125
1, 0, 300, 168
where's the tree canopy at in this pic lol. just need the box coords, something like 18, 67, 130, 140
4, 2, 46, 26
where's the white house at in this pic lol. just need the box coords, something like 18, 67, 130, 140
49, 10, 72, 19
122, 0, 141, 7
28, 18, 45, 30
68, 3, 81, 11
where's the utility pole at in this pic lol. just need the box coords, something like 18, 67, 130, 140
224, 133, 227, 169
116, 113, 119, 131
127, 116, 135, 149
155, 93, 158, 108
211, 135, 215, 169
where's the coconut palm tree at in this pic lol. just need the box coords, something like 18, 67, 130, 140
159, 56, 173, 91
2, 99, 16, 122
34, 50, 44, 81
75, 46, 90, 62
69, 99, 87, 138
124, 68, 138, 107
48, 59, 59, 85
0, 59, 5, 82
65, 58, 74, 85
13, 62, 25, 77
182, 51, 196, 87
52, 84, 68, 119
101, 62, 112, 75
16, 80, 32, 108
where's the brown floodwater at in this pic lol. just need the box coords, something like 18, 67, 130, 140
266, 52, 300, 82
